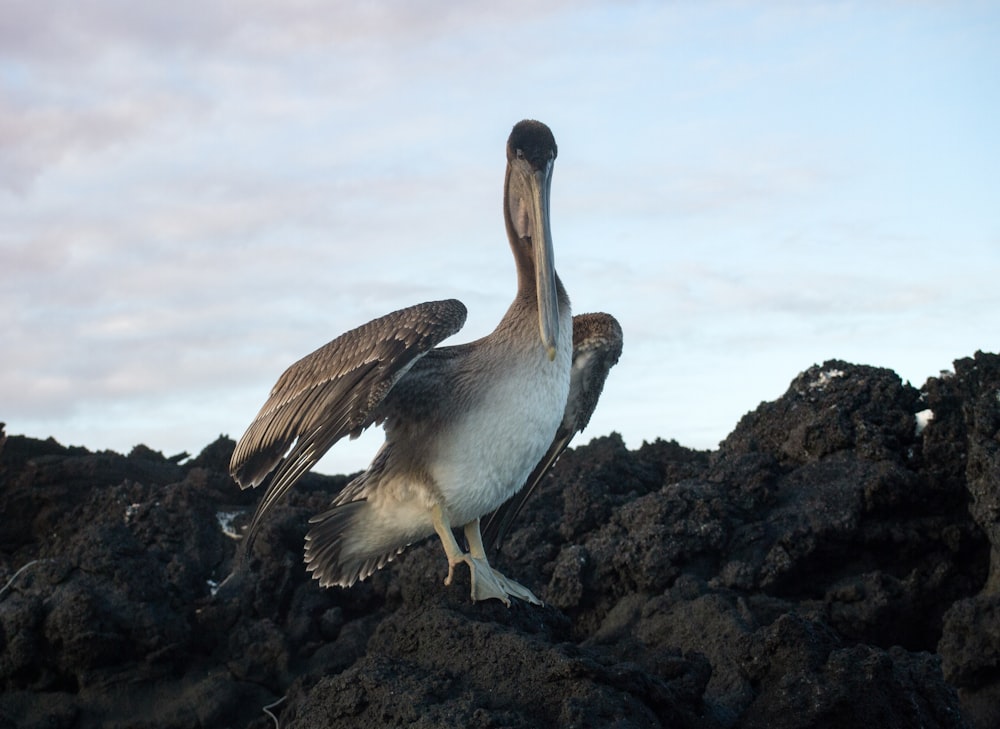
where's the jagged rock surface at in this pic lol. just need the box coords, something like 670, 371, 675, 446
1, 352, 997, 728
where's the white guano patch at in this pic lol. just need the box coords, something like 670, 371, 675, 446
914, 409, 934, 435
809, 368, 846, 390
216, 510, 244, 540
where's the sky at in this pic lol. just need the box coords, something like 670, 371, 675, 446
2, 1, 998, 476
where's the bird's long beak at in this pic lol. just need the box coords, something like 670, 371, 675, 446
530, 163, 559, 360
508, 157, 559, 360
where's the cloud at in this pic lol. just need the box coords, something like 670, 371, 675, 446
1, 1, 586, 66
2, 0, 997, 474
0, 82, 205, 193
0, 1, 607, 193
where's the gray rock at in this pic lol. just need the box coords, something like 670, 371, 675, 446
1, 353, 997, 728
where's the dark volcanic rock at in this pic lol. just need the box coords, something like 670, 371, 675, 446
929, 353, 1000, 729
1, 353, 997, 728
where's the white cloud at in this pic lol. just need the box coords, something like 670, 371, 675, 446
1, 1, 998, 474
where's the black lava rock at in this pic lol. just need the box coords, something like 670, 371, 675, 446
2, 353, 998, 728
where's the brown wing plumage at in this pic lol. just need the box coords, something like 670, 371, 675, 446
481, 312, 622, 551
230, 299, 468, 548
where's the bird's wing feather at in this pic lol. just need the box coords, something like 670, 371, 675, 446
482, 312, 622, 551
230, 298, 467, 545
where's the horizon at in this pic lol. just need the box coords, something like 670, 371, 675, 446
1, 351, 984, 474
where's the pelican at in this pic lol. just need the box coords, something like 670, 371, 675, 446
230, 120, 615, 606
482, 312, 622, 551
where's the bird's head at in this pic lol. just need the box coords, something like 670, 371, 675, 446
504, 119, 560, 360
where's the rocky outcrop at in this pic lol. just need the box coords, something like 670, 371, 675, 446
1, 352, 997, 728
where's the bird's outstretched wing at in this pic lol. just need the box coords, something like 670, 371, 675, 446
230, 299, 467, 547
482, 312, 622, 551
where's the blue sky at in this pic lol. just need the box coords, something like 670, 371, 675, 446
2, 1, 998, 475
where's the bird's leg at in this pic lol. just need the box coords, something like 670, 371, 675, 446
463, 519, 543, 606
430, 506, 542, 606
431, 504, 470, 587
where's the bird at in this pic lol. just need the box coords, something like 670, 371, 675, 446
229, 119, 617, 606
481, 312, 622, 552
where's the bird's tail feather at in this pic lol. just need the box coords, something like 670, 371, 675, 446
304, 500, 410, 588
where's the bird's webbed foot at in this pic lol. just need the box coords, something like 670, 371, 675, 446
467, 556, 542, 606
432, 507, 542, 606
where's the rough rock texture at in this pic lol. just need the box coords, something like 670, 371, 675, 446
1, 351, 998, 728
929, 353, 1000, 728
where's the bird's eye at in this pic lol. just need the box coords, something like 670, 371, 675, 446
516, 149, 525, 159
